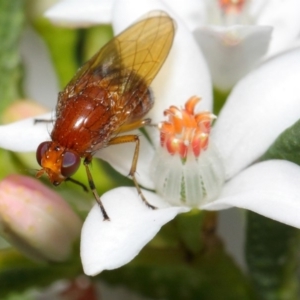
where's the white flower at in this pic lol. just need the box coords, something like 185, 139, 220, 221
45, 0, 300, 91
1, 0, 300, 276
81, 1, 300, 275
79, 44, 300, 276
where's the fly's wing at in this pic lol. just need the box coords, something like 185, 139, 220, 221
112, 11, 175, 93
57, 11, 175, 115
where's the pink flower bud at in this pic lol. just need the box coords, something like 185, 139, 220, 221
0, 175, 82, 262
2, 100, 48, 124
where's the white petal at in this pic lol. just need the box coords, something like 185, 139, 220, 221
251, 0, 300, 56
212, 47, 300, 179
45, 0, 113, 27
203, 160, 300, 229
20, 27, 59, 109
112, 0, 212, 123
95, 130, 156, 189
81, 187, 188, 275
0, 113, 52, 152
194, 25, 272, 91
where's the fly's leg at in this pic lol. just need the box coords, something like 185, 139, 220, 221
66, 177, 89, 192
118, 118, 151, 133
34, 119, 54, 124
84, 156, 110, 221
108, 134, 156, 210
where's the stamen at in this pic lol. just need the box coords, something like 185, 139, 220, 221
206, 0, 252, 26
152, 97, 225, 207
158, 96, 215, 160
219, 0, 246, 15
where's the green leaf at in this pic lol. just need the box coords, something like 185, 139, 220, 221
0, 0, 24, 114
260, 119, 300, 165
246, 119, 300, 300
246, 212, 300, 300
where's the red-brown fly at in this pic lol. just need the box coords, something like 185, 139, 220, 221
35, 12, 175, 220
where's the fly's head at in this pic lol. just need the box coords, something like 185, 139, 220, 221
36, 141, 81, 186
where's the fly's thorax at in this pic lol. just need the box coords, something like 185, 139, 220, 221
52, 94, 115, 155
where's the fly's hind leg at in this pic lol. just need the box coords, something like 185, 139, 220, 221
108, 134, 156, 210
84, 156, 110, 221
118, 118, 151, 133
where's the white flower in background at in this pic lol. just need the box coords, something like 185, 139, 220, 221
191, 0, 300, 91
1, 0, 300, 276
44, 0, 113, 26
46, 0, 300, 91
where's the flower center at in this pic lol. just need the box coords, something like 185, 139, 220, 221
206, 0, 252, 26
219, 0, 246, 15
151, 97, 225, 207
159, 96, 215, 160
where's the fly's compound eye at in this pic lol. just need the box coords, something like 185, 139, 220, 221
36, 142, 51, 166
61, 151, 81, 178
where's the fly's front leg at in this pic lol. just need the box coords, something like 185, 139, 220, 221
34, 119, 54, 124
108, 135, 156, 210
84, 156, 110, 221
66, 177, 88, 192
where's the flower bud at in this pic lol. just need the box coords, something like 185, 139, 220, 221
0, 174, 82, 262
1, 99, 48, 124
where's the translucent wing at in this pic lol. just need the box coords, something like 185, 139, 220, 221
112, 11, 175, 91
60, 11, 175, 103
